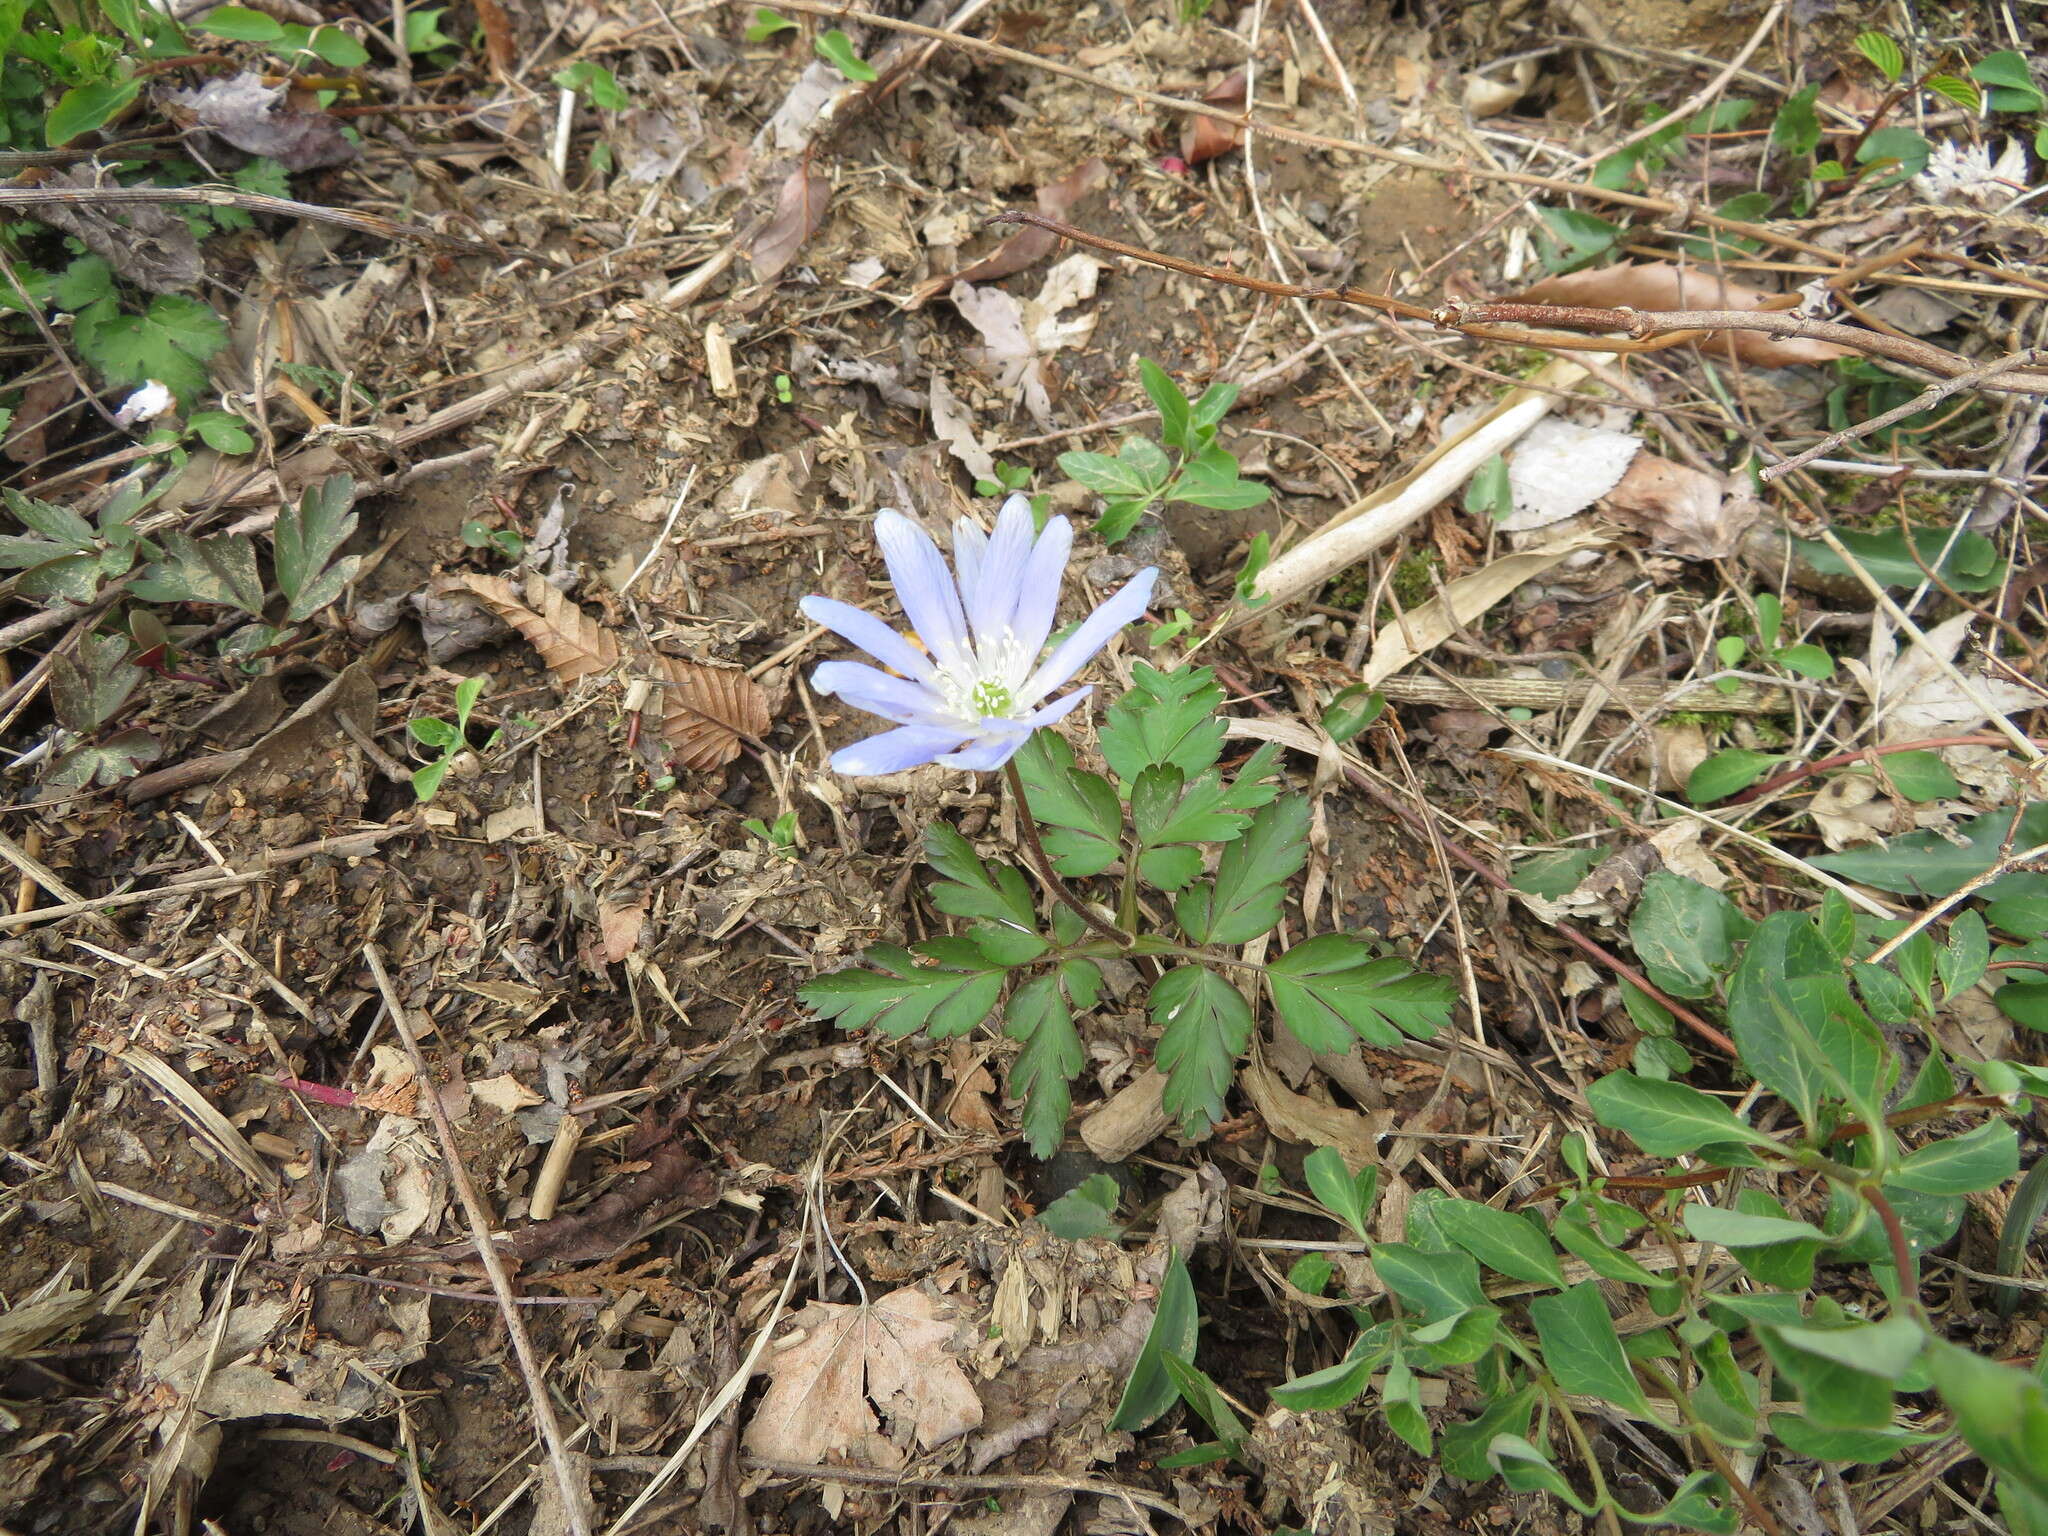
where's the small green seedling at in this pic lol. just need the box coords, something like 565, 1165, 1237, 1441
1714, 591, 1834, 694
974, 460, 1052, 528
408, 676, 497, 802
1464, 453, 1513, 519
745, 7, 797, 41
813, 28, 876, 81
461, 519, 525, 562
742, 809, 800, 856
773, 373, 794, 405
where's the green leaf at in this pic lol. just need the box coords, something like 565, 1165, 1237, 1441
1998, 981, 2048, 1032
403, 7, 457, 51
198, 4, 284, 38
5, 487, 97, 551
1094, 497, 1150, 544
1856, 126, 1931, 187
1112, 1253, 1198, 1430
812, 27, 876, 80
801, 939, 1005, 1039
1585, 1071, 1774, 1158
1929, 1339, 2048, 1501
1435, 1199, 1564, 1289
1371, 1242, 1485, 1324
1464, 453, 1512, 517
44, 729, 162, 793
130, 531, 264, 615
1101, 662, 1227, 784
1005, 968, 1087, 1158
1161, 1352, 1247, 1455
1684, 1203, 1831, 1247
188, 410, 254, 454
1630, 871, 1751, 998
408, 716, 458, 750
1774, 642, 1834, 681
1924, 73, 1984, 114
1176, 797, 1307, 945
552, 59, 629, 109
1814, 803, 2048, 897
924, 823, 1044, 961
1167, 444, 1269, 511
145, 294, 229, 362
1511, 848, 1601, 899
1011, 730, 1121, 877
1794, 524, 2005, 593
1989, 882, 2048, 940
1059, 449, 1160, 499
1554, 1194, 1661, 1284
1273, 1333, 1386, 1412
1893, 1121, 2019, 1195
1151, 966, 1251, 1137
50, 632, 143, 735
1770, 85, 1821, 156
1728, 911, 1885, 1128
1267, 933, 1455, 1054
1321, 685, 1384, 745
411, 759, 451, 801
1874, 749, 1961, 803
1039, 1172, 1120, 1238
1528, 1281, 1653, 1415
1723, 1190, 1822, 1289
1189, 380, 1236, 438
1131, 743, 1283, 889
1854, 30, 1903, 81
268, 472, 360, 620
1768, 1414, 1938, 1464
1754, 1329, 1899, 1430
1302, 1144, 1378, 1240
53, 254, 113, 312
307, 25, 368, 65
1533, 206, 1624, 272
1686, 748, 1782, 803
46, 76, 142, 146
1938, 910, 1990, 997
1139, 358, 1192, 451
1440, 1386, 1537, 1481
744, 6, 796, 41
1972, 51, 2047, 113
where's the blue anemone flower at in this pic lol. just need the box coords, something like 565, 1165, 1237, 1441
801, 495, 1159, 774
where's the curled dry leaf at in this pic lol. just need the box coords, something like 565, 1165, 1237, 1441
455, 574, 620, 687
747, 164, 832, 283
1182, 69, 1247, 165
658, 655, 770, 770
1518, 262, 1853, 369
1602, 453, 1758, 561
167, 73, 355, 171
744, 1287, 983, 1467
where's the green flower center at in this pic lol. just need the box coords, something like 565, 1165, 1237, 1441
969, 679, 1014, 716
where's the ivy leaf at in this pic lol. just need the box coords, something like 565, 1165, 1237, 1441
801, 938, 1005, 1039
1266, 933, 1454, 1052
130, 531, 264, 614
43, 729, 162, 793
1100, 662, 1227, 784
1011, 730, 1120, 876
1151, 966, 1251, 1138
1006, 969, 1089, 1158
271, 473, 361, 620
50, 632, 144, 734
1175, 796, 1308, 946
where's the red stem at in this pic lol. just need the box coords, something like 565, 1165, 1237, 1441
1725, 733, 2039, 806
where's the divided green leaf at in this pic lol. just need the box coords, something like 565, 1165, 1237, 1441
801, 939, 1005, 1039
1176, 796, 1308, 946
273, 473, 362, 621
1151, 965, 1252, 1137
1267, 933, 1455, 1053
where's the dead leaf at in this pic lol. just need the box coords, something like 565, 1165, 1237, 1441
1646, 819, 1729, 889
744, 1288, 983, 1467
1502, 417, 1640, 531
747, 164, 832, 283
951, 253, 1102, 426
1243, 1054, 1384, 1169
1181, 71, 1246, 165
337, 1115, 442, 1244
29, 168, 202, 294
2, 373, 74, 465
658, 656, 770, 770
1602, 454, 1757, 561
168, 73, 355, 171
1845, 611, 2043, 743
598, 895, 646, 964
931, 372, 996, 483
915, 159, 1109, 301
1808, 773, 1895, 850
1519, 262, 1853, 369
455, 575, 620, 687
1361, 535, 1605, 687
473, 1073, 544, 1114
942, 1041, 1000, 1134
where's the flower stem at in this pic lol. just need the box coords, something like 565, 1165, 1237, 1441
1003, 759, 1131, 949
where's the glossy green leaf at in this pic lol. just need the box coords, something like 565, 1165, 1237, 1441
1112, 1253, 1198, 1430
1435, 1199, 1564, 1289
1586, 1071, 1774, 1158
1151, 966, 1251, 1137
1303, 1145, 1378, 1240
1686, 748, 1782, 803
1892, 1120, 2019, 1195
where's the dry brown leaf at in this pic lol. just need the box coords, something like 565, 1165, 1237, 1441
1602, 453, 1758, 561
455, 575, 620, 687
747, 164, 832, 283
598, 895, 647, 964
658, 655, 770, 770
1182, 70, 1246, 165
1518, 262, 1853, 369
1360, 536, 1604, 687
1242, 1054, 1385, 1169
744, 1288, 983, 1467
913, 159, 1109, 303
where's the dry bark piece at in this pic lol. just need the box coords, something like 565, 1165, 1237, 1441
455, 574, 620, 686
658, 655, 770, 770
1518, 262, 1853, 369
744, 1287, 983, 1467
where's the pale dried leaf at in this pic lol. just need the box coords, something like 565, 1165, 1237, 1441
1646, 819, 1729, 889
598, 896, 646, 964
168, 72, 355, 170
1243, 1054, 1384, 1168
1502, 418, 1639, 530
1519, 262, 1853, 368
658, 656, 770, 770
744, 1288, 983, 1466
1361, 536, 1605, 687
1809, 774, 1895, 850
1602, 454, 1757, 561
473, 1073, 544, 1114
1853, 612, 2042, 742
931, 371, 996, 483
951, 253, 1101, 426
456, 574, 620, 687
917, 160, 1109, 300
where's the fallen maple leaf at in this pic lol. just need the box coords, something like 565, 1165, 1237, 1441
1518, 262, 1852, 369
744, 1288, 983, 1467
658, 656, 770, 770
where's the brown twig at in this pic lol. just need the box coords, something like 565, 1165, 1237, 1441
1724, 733, 2041, 805
1765, 349, 2048, 479
362, 943, 594, 1536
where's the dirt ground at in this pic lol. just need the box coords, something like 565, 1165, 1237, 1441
3, 0, 2046, 1531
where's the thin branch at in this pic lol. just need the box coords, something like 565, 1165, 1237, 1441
1003, 758, 1130, 947
1765, 348, 2048, 480
362, 943, 593, 1536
